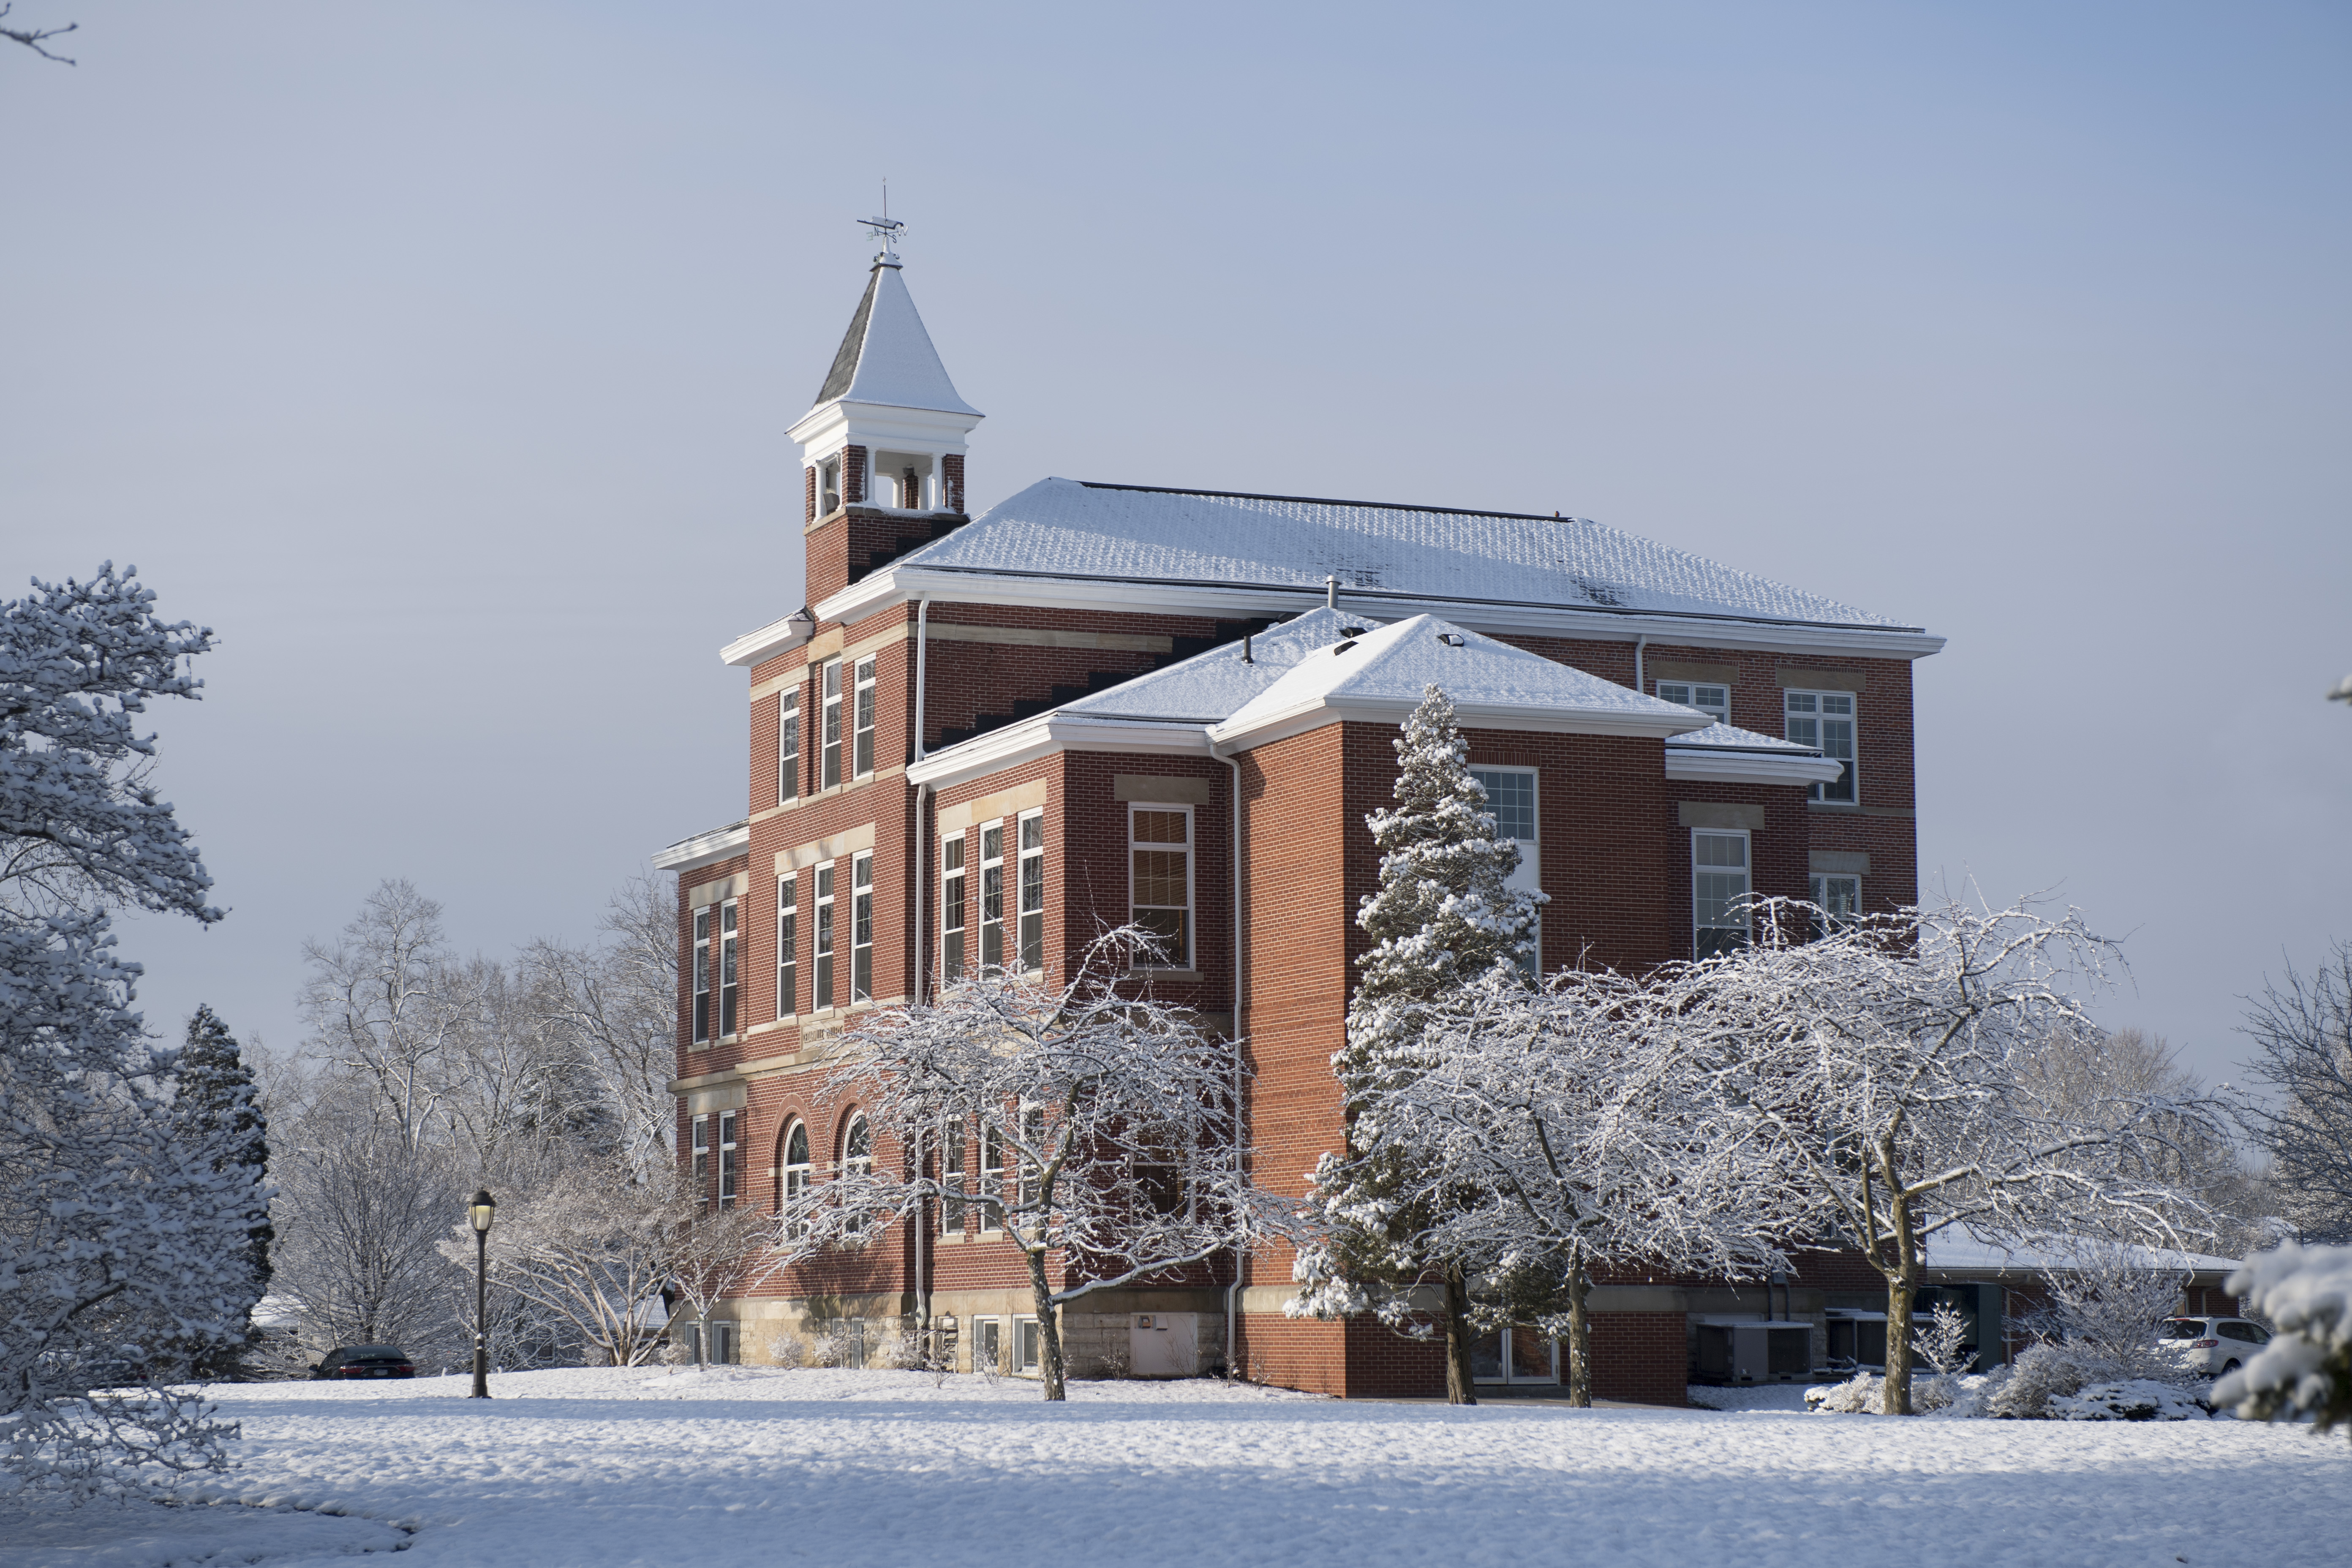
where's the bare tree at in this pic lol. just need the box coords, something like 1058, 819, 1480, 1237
482, 1158, 675, 1367
522, 874, 680, 1184
299, 881, 461, 1152
775, 929, 1287, 1401
2235, 941, 2352, 1243
269, 1116, 465, 1364
661, 1198, 773, 1369
1658, 896, 2225, 1415
1, 4, 75, 63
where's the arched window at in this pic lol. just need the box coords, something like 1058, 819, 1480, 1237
841, 1113, 873, 1238
782, 1121, 811, 1238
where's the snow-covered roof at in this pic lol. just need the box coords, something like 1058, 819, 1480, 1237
809, 263, 979, 418
1661, 721, 1844, 786
1665, 721, 1817, 755
651, 819, 750, 876
1208, 615, 1709, 752
1921, 1227, 2242, 1278
1057, 607, 1374, 723
885, 478, 1918, 633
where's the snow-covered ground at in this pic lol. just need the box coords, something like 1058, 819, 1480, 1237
10, 1366, 2347, 1568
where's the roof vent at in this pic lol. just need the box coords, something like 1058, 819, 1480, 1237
1436, 632, 1466, 647
1332, 640, 1358, 655
1340, 625, 1367, 637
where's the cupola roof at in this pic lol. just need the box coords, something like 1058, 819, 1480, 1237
810, 261, 980, 419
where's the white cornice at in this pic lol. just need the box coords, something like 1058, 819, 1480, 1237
1664, 747, 1846, 786
1207, 692, 1704, 755
816, 565, 1947, 662
721, 612, 816, 670
651, 820, 751, 874
906, 713, 1212, 792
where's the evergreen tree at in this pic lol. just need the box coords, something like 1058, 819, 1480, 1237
178, 1004, 274, 1378
1293, 684, 1543, 1404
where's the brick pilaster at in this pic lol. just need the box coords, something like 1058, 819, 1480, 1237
943, 453, 965, 514
843, 445, 867, 506
804, 465, 817, 525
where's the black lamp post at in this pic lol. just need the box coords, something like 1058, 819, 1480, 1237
467, 1189, 496, 1398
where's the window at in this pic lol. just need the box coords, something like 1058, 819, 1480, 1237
853, 656, 877, 778
718, 899, 739, 1038
1470, 767, 1541, 978
1810, 873, 1860, 931
841, 1113, 872, 1237
1657, 681, 1731, 725
691, 1113, 710, 1195
708, 1322, 737, 1365
941, 833, 966, 982
814, 863, 836, 1010
777, 874, 798, 1019
980, 1119, 1005, 1232
821, 660, 844, 789
820, 457, 842, 516
779, 690, 800, 803
1129, 806, 1192, 968
1693, 829, 1751, 959
940, 1116, 966, 1234
691, 908, 712, 1043
979, 823, 1005, 972
1017, 1318, 1042, 1374
717, 1111, 738, 1209
851, 851, 874, 1004
975, 1317, 1003, 1374
1786, 689, 1857, 803
1018, 811, 1045, 972
782, 1121, 812, 1236
1017, 1103, 1045, 1210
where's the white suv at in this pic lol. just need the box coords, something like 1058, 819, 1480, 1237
2159, 1316, 2271, 1377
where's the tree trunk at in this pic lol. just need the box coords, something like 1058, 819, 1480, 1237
1025, 1249, 1067, 1402
1442, 1261, 1478, 1406
1564, 1264, 1592, 1409
693, 1310, 708, 1369
1882, 1266, 1918, 1415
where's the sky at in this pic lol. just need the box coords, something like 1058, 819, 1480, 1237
5, 0, 2347, 1092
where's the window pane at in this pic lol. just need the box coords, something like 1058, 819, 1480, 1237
1132, 809, 1187, 844
1470, 769, 1536, 841
1786, 691, 1816, 713
1132, 849, 1189, 907
1658, 682, 1690, 705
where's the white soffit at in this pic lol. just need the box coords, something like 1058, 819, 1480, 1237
651, 820, 751, 874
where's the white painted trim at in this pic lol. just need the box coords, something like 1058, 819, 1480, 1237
1664, 748, 1846, 786
814, 565, 1946, 663
722, 612, 816, 670
1206, 691, 1701, 754
653, 821, 751, 874
907, 713, 1212, 791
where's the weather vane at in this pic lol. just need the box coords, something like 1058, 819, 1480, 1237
858, 181, 903, 262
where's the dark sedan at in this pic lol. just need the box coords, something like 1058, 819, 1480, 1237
311, 1345, 417, 1380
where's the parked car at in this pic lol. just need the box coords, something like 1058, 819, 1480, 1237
311, 1345, 416, 1380
2159, 1317, 2271, 1376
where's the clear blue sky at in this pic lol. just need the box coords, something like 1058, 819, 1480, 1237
6, 1, 2347, 1090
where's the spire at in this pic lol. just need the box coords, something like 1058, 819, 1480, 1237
807, 215, 978, 418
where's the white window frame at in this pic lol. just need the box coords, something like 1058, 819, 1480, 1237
975, 1316, 1004, 1375
979, 821, 1006, 973
1811, 872, 1861, 931
717, 1111, 739, 1209
1692, 828, 1752, 959
851, 850, 875, 1005
1470, 766, 1541, 978
776, 873, 798, 1021
1656, 680, 1731, 725
717, 898, 739, 1039
979, 1118, 1005, 1233
853, 656, 878, 779
939, 1116, 966, 1236
778, 688, 801, 803
1016, 1102, 1045, 1211
691, 1112, 710, 1196
1017, 809, 1046, 974
1016, 1317, 1043, 1375
941, 832, 967, 984
1785, 688, 1858, 805
820, 660, 844, 789
782, 1120, 812, 1237
814, 861, 836, 1012
691, 907, 712, 1043
1127, 803, 1195, 969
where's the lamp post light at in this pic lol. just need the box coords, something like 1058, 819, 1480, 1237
467, 1189, 496, 1399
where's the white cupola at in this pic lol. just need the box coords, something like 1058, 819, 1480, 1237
789, 223, 982, 522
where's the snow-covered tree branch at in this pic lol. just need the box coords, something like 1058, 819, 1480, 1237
773, 928, 1285, 1400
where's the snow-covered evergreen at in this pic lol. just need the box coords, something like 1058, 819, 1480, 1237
175, 1006, 274, 1378
2, 566, 257, 1499
1293, 685, 1544, 1403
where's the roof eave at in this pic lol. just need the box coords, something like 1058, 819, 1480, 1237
651, 821, 752, 874
819, 565, 1947, 661
721, 612, 816, 669
1208, 693, 1706, 753
1664, 749, 1846, 786
906, 713, 1213, 792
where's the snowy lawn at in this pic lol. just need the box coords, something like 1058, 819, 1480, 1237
10, 1366, 2347, 1568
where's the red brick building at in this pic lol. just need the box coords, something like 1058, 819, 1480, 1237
651, 243, 1949, 1397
